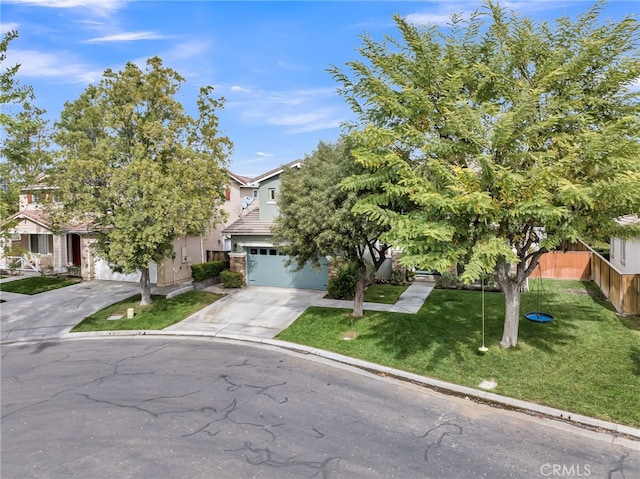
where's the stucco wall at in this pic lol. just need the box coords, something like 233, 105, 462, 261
610, 237, 640, 274
204, 183, 257, 256
156, 236, 203, 287
258, 176, 281, 221
13, 218, 51, 235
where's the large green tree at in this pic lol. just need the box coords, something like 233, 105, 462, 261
332, 1, 640, 347
54, 57, 232, 305
272, 139, 390, 317
1, 31, 52, 241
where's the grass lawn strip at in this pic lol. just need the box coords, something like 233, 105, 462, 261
0, 276, 81, 294
277, 279, 640, 428
72, 291, 223, 332
363, 284, 408, 304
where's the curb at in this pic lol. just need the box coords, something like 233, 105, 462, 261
4, 329, 638, 450
165, 284, 194, 298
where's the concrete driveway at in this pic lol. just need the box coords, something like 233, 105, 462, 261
1, 280, 141, 342
1, 279, 431, 342
165, 286, 327, 338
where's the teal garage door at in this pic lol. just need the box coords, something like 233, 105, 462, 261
247, 247, 328, 290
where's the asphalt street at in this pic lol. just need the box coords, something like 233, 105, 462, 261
2, 337, 637, 479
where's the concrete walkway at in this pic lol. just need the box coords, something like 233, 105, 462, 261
312, 280, 434, 314
165, 280, 435, 339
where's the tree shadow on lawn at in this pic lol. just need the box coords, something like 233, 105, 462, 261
358, 289, 579, 369
631, 344, 640, 377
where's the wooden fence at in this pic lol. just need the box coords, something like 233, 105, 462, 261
537, 240, 639, 315
538, 251, 592, 280
591, 252, 640, 315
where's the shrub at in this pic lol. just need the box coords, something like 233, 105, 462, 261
191, 260, 229, 282
435, 271, 463, 289
220, 269, 244, 288
327, 262, 358, 299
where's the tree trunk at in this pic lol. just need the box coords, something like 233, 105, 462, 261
499, 282, 521, 348
140, 267, 152, 306
352, 260, 376, 318
352, 267, 367, 318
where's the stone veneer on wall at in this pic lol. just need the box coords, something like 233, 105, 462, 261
228, 252, 247, 286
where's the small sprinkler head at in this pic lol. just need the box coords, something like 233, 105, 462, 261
478, 346, 489, 353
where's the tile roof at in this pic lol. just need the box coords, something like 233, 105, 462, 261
250, 159, 303, 184
221, 208, 273, 236
9, 210, 94, 234
616, 214, 639, 226
229, 171, 253, 186
9, 210, 51, 228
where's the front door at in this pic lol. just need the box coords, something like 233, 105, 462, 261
71, 234, 81, 266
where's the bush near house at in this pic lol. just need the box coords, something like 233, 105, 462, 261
436, 271, 500, 292
191, 260, 229, 282
220, 269, 243, 288
327, 262, 358, 299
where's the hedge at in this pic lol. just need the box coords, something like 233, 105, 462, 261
220, 270, 244, 288
191, 260, 229, 282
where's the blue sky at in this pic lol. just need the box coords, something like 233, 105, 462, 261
2, 0, 638, 177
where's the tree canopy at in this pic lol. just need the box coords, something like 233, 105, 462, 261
53, 57, 232, 304
331, 1, 640, 347
1, 31, 52, 241
272, 139, 390, 316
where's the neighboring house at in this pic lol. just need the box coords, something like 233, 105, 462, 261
2, 180, 97, 278
1, 171, 258, 287
203, 172, 258, 261
610, 214, 640, 274
222, 160, 329, 290
581, 216, 640, 315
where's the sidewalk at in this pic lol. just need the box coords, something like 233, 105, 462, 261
311, 280, 434, 313
163, 281, 435, 339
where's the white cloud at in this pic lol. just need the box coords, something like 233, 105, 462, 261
1, 22, 20, 34
165, 39, 210, 60
4, 0, 125, 17
228, 86, 348, 135
276, 60, 306, 71
404, 13, 456, 26
231, 85, 252, 93
256, 152, 272, 157
5, 48, 101, 84
86, 31, 166, 43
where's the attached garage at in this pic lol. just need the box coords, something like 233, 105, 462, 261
247, 247, 328, 290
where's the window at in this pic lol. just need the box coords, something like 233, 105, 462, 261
30, 234, 49, 254
225, 188, 231, 201
250, 248, 258, 255
268, 188, 276, 202
621, 239, 626, 265
32, 193, 40, 204
259, 248, 267, 255
269, 249, 277, 256
253, 189, 259, 198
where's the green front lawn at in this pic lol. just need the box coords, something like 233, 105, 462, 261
277, 279, 640, 427
0, 276, 81, 294
72, 291, 223, 332
363, 283, 408, 304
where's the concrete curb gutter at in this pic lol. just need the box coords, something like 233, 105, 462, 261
3, 329, 639, 450
165, 285, 194, 298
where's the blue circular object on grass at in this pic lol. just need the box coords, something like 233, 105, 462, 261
524, 312, 554, 323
